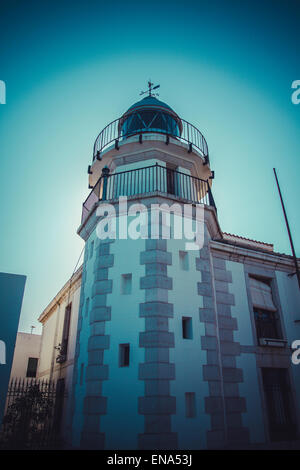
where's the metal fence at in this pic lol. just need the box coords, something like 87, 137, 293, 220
0, 378, 65, 450
82, 164, 216, 225
92, 111, 209, 162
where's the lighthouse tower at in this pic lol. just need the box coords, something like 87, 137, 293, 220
71, 84, 225, 450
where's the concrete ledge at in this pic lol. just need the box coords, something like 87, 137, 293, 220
201, 336, 218, 351
90, 306, 111, 323
145, 317, 169, 332
92, 280, 113, 296
198, 282, 213, 297
225, 397, 246, 413
145, 263, 168, 276
138, 396, 176, 415
145, 380, 170, 396
145, 239, 167, 251
199, 308, 216, 323
205, 396, 224, 414
140, 331, 175, 348
86, 364, 109, 381
203, 364, 221, 381
94, 268, 109, 281
139, 363, 175, 380
95, 254, 114, 269
88, 335, 110, 351
88, 350, 104, 365
92, 294, 107, 308
218, 316, 238, 330
195, 258, 211, 272
223, 367, 243, 383
140, 275, 172, 290
216, 291, 235, 306
140, 250, 172, 265
140, 302, 173, 318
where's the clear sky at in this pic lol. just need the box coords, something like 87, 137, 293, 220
0, 0, 299, 333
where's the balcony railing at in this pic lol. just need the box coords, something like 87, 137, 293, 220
92, 111, 209, 163
81, 164, 216, 225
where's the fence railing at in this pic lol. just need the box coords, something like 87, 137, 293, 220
81, 164, 216, 225
92, 111, 209, 163
0, 378, 65, 450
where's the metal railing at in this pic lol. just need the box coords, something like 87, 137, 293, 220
92, 111, 209, 163
81, 164, 216, 225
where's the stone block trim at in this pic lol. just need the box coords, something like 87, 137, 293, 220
80, 240, 114, 449
213, 255, 249, 447
197, 243, 250, 449
138, 239, 178, 450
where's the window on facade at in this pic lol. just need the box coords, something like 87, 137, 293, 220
182, 317, 193, 339
185, 392, 196, 418
90, 240, 94, 259
262, 368, 297, 441
119, 343, 130, 367
249, 276, 282, 341
60, 303, 72, 360
179, 251, 189, 271
26, 357, 38, 378
121, 274, 132, 295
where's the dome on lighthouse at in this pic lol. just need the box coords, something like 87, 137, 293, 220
120, 94, 182, 138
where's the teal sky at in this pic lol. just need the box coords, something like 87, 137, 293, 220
0, 0, 299, 333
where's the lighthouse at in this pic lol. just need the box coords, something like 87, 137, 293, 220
68, 84, 300, 450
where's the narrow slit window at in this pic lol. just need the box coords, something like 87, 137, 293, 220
119, 343, 130, 367
185, 392, 196, 418
121, 274, 132, 295
182, 317, 193, 339
179, 251, 189, 271
90, 240, 94, 259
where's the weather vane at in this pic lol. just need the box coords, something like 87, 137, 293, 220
140, 80, 160, 97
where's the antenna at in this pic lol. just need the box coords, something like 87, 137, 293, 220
30, 325, 36, 334
140, 80, 160, 97
273, 168, 300, 289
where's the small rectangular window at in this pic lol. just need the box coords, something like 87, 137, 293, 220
26, 357, 38, 378
179, 251, 189, 271
90, 240, 94, 259
185, 392, 196, 418
119, 343, 130, 367
182, 317, 193, 339
121, 274, 132, 295
80, 363, 84, 386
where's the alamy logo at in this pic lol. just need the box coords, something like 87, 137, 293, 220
291, 340, 300, 365
96, 196, 205, 251
291, 80, 300, 105
0, 80, 6, 104
0, 340, 6, 364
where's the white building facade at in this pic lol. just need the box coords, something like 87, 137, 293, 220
41, 93, 300, 449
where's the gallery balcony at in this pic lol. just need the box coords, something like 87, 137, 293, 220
81, 163, 216, 226
92, 110, 209, 164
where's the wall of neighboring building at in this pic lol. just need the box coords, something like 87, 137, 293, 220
37, 271, 82, 444
9, 332, 41, 379
0, 273, 26, 428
